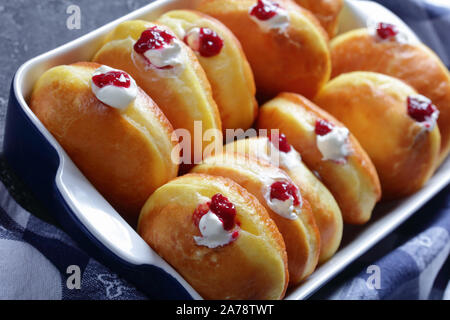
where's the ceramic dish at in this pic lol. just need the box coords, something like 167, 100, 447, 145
4, 0, 450, 300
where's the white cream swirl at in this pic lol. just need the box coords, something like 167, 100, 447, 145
194, 211, 234, 248
278, 148, 302, 170
367, 19, 416, 45
420, 109, 440, 132
184, 27, 202, 52
249, 1, 290, 32
410, 94, 440, 133
316, 127, 353, 163
265, 193, 300, 220
90, 65, 137, 110
142, 38, 186, 69
250, 137, 302, 170
262, 181, 302, 220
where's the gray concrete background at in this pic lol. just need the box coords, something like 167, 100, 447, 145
0, 0, 154, 223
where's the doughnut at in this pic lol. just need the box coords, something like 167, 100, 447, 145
315, 72, 441, 199
30, 62, 178, 225
293, 0, 343, 38
138, 173, 288, 300
93, 20, 222, 162
191, 153, 320, 284
257, 92, 382, 225
158, 10, 258, 133
196, 0, 331, 99
222, 136, 342, 262
330, 23, 450, 164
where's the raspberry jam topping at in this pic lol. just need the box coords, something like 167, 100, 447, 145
315, 119, 334, 136
193, 194, 237, 231
269, 132, 292, 153
376, 22, 398, 40
250, 0, 280, 21
134, 26, 175, 54
270, 181, 300, 206
184, 27, 224, 58
407, 95, 438, 123
92, 71, 131, 89
209, 194, 237, 230
192, 202, 210, 228
192, 194, 240, 248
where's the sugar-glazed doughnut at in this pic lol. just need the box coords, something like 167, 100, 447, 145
330, 23, 450, 164
158, 10, 258, 133
93, 20, 222, 162
138, 173, 288, 300
30, 62, 178, 225
197, 0, 331, 99
191, 153, 320, 284
257, 92, 382, 224
315, 72, 441, 199
222, 136, 343, 262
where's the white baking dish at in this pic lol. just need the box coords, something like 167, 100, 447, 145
4, 0, 450, 300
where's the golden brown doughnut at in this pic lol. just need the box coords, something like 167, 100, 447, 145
30, 62, 178, 225
138, 173, 288, 300
315, 72, 441, 199
330, 26, 450, 164
93, 20, 222, 163
257, 92, 382, 224
222, 136, 343, 262
158, 10, 258, 133
293, 0, 343, 38
191, 153, 320, 284
197, 0, 331, 99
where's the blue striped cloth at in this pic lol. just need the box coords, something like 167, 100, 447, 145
0, 180, 146, 299
0, 0, 449, 300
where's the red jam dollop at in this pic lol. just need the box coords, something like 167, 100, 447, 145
209, 193, 237, 230
269, 132, 291, 153
184, 27, 224, 58
192, 202, 210, 227
193, 193, 238, 231
250, 0, 280, 21
407, 95, 438, 123
376, 22, 398, 40
315, 119, 334, 136
134, 26, 175, 54
92, 71, 131, 89
270, 181, 300, 206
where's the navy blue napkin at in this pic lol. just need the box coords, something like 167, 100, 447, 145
311, 185, 450, 300
0, 180, 146, 299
